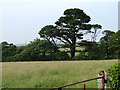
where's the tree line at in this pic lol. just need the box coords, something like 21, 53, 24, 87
1, 8, 120, 62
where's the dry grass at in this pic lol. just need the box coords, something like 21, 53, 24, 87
2, 60, 118, 88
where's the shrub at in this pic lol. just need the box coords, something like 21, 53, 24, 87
106, 63, 120, 89
51, 51, 70, 60
73, 52, 87, 60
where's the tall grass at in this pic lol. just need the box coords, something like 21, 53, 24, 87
2, 60, 118, 88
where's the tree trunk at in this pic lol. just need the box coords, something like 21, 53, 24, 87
54, 45, 57, 52
70, 44, 76, 59
43, 52, 45, 56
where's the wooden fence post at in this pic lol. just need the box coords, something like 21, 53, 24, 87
84, 84, 85, 90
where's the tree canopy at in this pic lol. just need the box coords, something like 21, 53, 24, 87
39, 8, 102, 59
1, 41, 17, 61
108, 30, 120, 59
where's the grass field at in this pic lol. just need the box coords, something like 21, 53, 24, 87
2, 60, 118, 88
59, 46, 85, 56
59, 46, 85, 52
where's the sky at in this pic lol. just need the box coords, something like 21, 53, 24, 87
0, 0, 119, 44
118, 1, 120, 30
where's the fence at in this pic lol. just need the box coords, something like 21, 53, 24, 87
49, 70, 105, 90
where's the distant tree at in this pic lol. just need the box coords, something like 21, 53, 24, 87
16, 39, 57, 61
79, 40, 100, 60
39, 8, 101, 59
100, 30, 115, 43
100, 30, 115, 58
98, 42, 107, 59
15, 46, 26, 54
108, 30, 120, 59
1, 41, 17, 61
91, 24, 102, 42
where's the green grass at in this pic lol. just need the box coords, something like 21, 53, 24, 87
59, 46, 85, 52
59, 46, 85, 56
2, 60, 118, 88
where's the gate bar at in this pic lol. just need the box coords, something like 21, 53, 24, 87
49, 76, 103, 90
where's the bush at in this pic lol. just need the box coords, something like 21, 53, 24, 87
106, 63, 120, 89
73, 52, 87, 60
51, 51, 70, 60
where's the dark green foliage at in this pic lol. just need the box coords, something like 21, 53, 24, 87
1, 41, 17, 61
78, 41, 100, 60
14, 39, 58, 61
73, 52, 87, 60
1, 30, 120, 61
108, 30, 120, 59
1, 7, 119, 61
4, 39, 70, 61
106, 63, 120, 89
84, 42, 98, 60
51, 51, 70, 60
100, 30, 116, 59
39, 8, 101, 59
100, 30, 115, 43
72, 30, 120, 60
97, 42, 108, 59
15, 46, 26, 54
97, 30, 120, 59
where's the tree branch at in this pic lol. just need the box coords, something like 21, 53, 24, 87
56, 37, 68, 45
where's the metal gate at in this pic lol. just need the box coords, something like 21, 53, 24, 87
49, 70, 105, 90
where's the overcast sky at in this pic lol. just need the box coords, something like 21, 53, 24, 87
0, 0, 119, 44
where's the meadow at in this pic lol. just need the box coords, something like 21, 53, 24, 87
2, 60, 118, 88
59, 46, 85, 56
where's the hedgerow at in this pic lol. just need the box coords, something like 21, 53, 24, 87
106, 63, 120, 89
